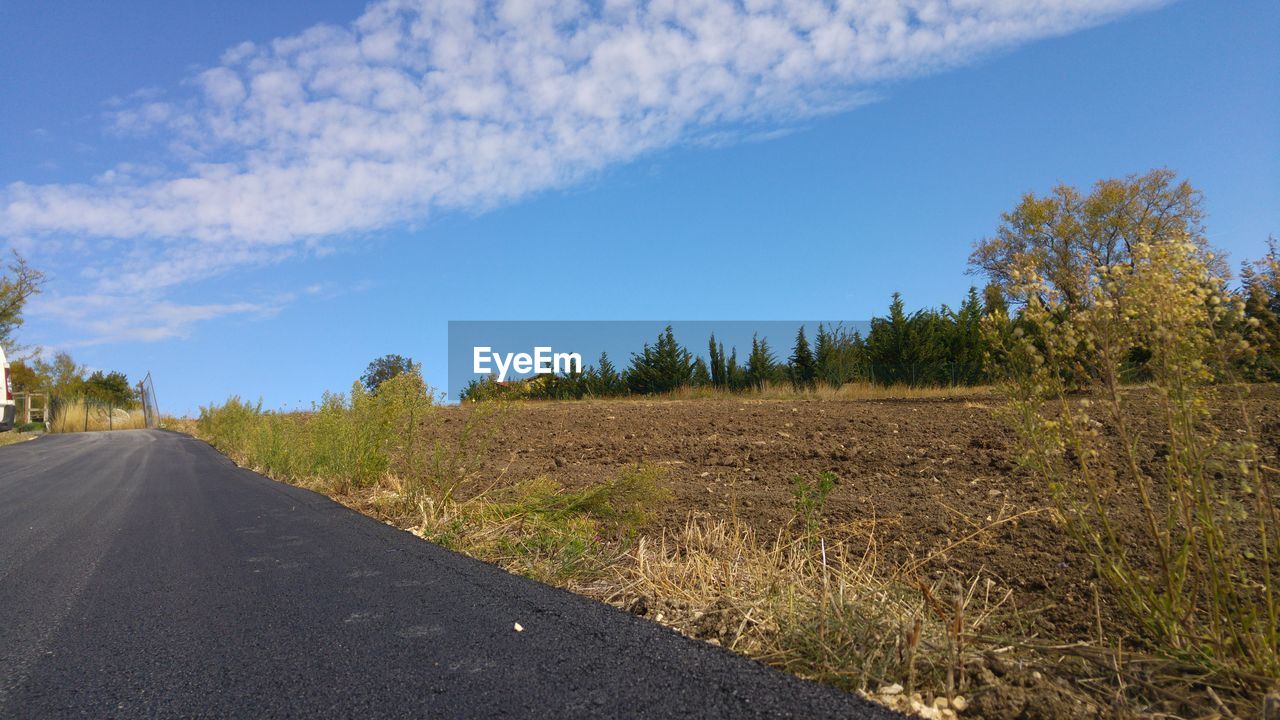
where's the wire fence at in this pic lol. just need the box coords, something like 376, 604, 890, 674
40, 372, 160, 433
138, 373, 160, 429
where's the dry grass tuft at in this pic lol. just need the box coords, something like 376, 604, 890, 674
601, 516, 1010, 717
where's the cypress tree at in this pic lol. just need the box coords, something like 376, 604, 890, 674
726, 348, 747, 391
789, 325, 816, 390
949, 287, 986, 383
708, 334, 725, 388
815, 324, 834, 386
691, 357, 712, 387
746, 333, 778, 390
866, 293, 956, 385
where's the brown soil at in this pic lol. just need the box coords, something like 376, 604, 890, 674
440, 385, 1280, 647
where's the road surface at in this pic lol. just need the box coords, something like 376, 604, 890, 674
0, 430, 898, 718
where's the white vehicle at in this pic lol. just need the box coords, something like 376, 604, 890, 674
1, 345, 14, 432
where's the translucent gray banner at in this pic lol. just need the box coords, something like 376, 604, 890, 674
446, 320, 870, 402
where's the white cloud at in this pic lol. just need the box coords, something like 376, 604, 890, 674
31, 293, 280, 345
0, 0, 1167, 342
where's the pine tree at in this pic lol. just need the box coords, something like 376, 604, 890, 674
692, 357, 712, 387
865, 293, 910, 384
746, 333, 778, 390
593, 351, 624, 396
1242, 238, 1280, 379
948, 287, 987, 384
726, 348, 747, 391
789, 325, 816, 390
626, 325, 694, 394
815, 324, 835, 386
981, 282, 1008, 318
708, 334, 726, 388
865, 292, 948, 385
814, 323, 865, 386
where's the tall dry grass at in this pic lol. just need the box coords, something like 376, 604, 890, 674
50, 399, 147, 433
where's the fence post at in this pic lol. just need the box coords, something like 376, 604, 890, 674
109, 402, 113, 431
84, 401, 89, 433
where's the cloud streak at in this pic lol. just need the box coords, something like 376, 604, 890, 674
31, 293, 281, 346
1, 0, 1166, 340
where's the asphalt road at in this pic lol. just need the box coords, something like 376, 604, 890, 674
0, 430, 899, 718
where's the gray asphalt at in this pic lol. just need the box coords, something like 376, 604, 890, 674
0, 430, 900, 718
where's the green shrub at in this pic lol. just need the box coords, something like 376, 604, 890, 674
196, 370, 435, 494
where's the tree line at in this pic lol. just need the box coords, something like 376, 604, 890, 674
8, 351, 141, 408
460, 295, 1004, 402
463, 169, 1279, 401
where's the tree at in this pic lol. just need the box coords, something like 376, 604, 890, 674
947, 287, 988, 384
34, 351, 86, 396
726, 348, 747, 391
981, 282, 1008, 318
1241, 237, 1280, 379
7, 359, 43, 392
815, 325, 835, 385
814, 323, 865, 387
83, 370, 137, 407
626, 326, 693, 395
865, 293, 949, 385
691, 357, 712, 387
788, 325, 816, 390
969, 169, 1214, 309
590, 351, 626, 396
746, 333, 779, 390
708, 334, 726, 388
0, 251, 45, 349
361, 354, 417, 393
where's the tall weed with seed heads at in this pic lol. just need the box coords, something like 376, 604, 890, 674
988, 232, 1280, 690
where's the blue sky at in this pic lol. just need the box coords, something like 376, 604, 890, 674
1, 0, 1276, 414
